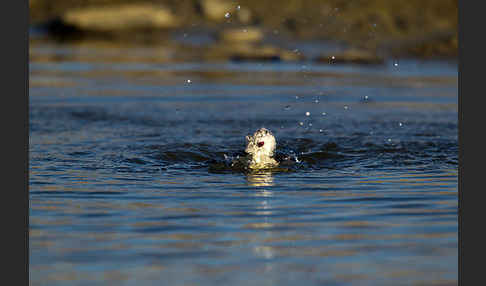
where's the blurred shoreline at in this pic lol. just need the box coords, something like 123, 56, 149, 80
29, 0, 457, 63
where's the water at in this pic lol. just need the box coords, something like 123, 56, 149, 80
29, 40, 458, 286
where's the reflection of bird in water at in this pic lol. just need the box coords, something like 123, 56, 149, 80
246, 170, 275, 187
232, 128, 279, 170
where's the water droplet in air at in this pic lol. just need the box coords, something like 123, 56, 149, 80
308, 123, 313, 127
399, 122, 403, 127
393, 60, 399, 67
344, 105, 348, 110
299, 122, 304, 126
225, 12, 231, 18
236, 5, 241, 10
186, 79, 191, 83
364, 95, 369, 100
305, 112, 310, 116
319, 129, 323, 133
295, 95, 299, 99
322, 112, 326, 116
331, 56, 336, 60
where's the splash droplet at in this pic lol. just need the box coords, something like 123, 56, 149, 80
225, 12, 231, 18
299, 122, 304, 126
344, 105, 348, 110
236, 5, 241, 10
186, 79, 191, 83
399, 122, 403, 127
308, 123, 313, 127
322, 112, 326, 116
319, 129, 323, 132
305, 112, 310, 116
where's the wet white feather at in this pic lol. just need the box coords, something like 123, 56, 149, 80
244, 128, 278, 169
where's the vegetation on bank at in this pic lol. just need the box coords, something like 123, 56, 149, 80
30, 0, 457, 59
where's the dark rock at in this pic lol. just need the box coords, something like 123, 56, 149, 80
315, 49, 385, 65
206, 43, 303, 62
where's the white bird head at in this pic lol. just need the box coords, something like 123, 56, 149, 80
245, 128, 277, 158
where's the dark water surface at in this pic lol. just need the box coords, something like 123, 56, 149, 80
30, 41, 457, 286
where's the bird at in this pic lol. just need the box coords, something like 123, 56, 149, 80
232, 127, 279, 170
